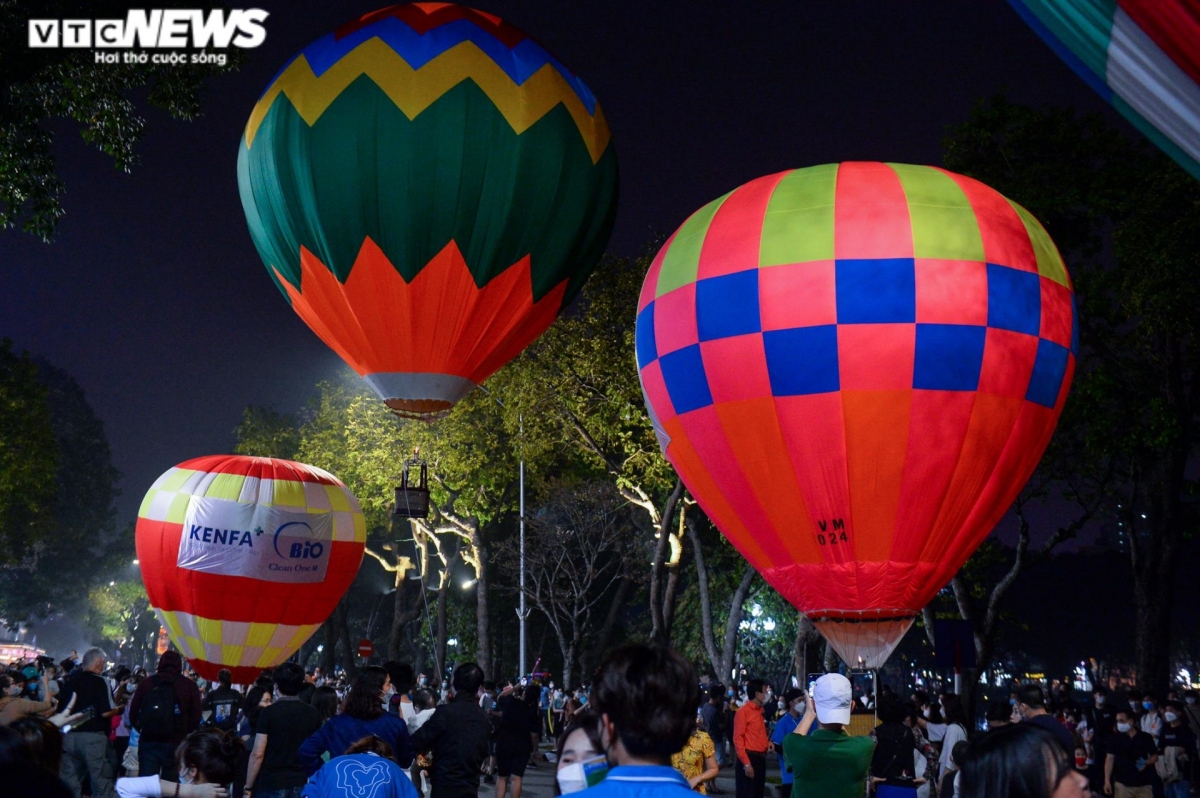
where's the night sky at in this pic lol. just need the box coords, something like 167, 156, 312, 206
0, 1, 1114, 527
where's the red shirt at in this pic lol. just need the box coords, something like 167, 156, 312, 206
733, 701, 769, 764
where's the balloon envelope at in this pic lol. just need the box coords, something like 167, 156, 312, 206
1009, 0, 1200, 180
636, 163, 1076, 668
135, 455, 365, 682
238, 3, 618, 420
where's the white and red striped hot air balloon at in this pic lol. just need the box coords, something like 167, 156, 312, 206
135, 455, 365, 682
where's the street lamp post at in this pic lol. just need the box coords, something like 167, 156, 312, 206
518, 413, 527, 678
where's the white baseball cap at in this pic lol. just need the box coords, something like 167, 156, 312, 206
812, 673, 853, 725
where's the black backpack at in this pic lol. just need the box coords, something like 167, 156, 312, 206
139, 676, 183, 738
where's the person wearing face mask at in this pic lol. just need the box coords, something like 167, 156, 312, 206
245, 662, 320, 798
554, 712, 606, 795
0, 670, 54, 725
115, 727, 238, 798
1137, 698, 1162, 744
1105, 709, 1158, 798
1155, 701, 1194, 798
732, 679, 770, 798
769, 689, 804, 798
300, 667, 414, 777
572, 644, 700, 798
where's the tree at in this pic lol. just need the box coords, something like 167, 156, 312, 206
85, 578, 155, 663
0, 348, 122, 625
943, 95, 1200, 693
679, 515, 757, 685
495, 251, 690, 643
498, 481, 637, 688
232, 406, 300, 460
0, 1, 241, 239
0, 339, 57, 564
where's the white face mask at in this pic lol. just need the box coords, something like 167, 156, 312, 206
922, 708, 931, 718
1095, 696, 1105, 705
180, 769, 196, 785
556, 756, 608, 794
1117, 722, 1132, 733
1165, 711, 1179, 723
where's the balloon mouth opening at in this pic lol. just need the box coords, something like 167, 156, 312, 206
385, 398, 454, 421
810, 614, 917, 670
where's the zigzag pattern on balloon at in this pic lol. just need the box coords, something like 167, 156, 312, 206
244, 37, 611, 163
286, 16, 597, 112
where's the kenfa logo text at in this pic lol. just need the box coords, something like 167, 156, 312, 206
28, 9, 268, 49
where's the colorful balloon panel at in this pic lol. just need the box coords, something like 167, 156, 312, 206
1009, 0, 1200, 180
135, 455, 366, 682
636, 163, 1076, 668
238, 3, 618, 419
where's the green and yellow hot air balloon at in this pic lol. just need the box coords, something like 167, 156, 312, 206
238, 3, 618, 419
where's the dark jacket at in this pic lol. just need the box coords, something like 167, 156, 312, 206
128, 651, 202, 743
411, 692, 491, 798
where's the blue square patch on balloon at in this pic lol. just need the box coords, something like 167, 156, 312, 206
835, 259, 917, 324
987, 264, 1041, 336
697, 269, 760, 342
1026, 339, 1070, 408
659, 344, 713, 415
636, 304, 657, 366
764, 325, 840, 395
914, 324, 987, 391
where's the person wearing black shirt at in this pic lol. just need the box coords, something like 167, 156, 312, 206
246, 661, 321, 798
1159, 701, 1195, 798
201, 668, 242, 734
492, 685, 540, 798
411, 662, 491, 798
1106, 709, 1158, 798
57, 647, 117, 798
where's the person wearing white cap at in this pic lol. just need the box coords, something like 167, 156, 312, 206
782, 674, 874, 798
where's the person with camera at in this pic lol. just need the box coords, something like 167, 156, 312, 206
57, 647, 120, 798
783, 673, 874, 798
128, 650, 202, 782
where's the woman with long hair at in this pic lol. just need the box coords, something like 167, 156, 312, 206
115, 727, 240, 797
311, 685, 340, 726
299, 665, 415, 775
958, 723, 1090, 798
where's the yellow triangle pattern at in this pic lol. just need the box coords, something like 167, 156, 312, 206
244, 37, 611, 164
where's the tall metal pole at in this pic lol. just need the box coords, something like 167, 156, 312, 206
518, 413, 527, 678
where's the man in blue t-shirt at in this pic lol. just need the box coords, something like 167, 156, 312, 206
770, 690, 804, 797
578, 644, 701, 798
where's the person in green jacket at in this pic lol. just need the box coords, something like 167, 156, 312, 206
782, 674, 874, 798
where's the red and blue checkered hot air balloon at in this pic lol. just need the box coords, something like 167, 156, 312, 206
635, 163, 1077, 668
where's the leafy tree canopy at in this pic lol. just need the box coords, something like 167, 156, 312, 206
0, 1, 240, 239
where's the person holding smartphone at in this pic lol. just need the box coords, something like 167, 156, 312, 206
783, 674, 874, 798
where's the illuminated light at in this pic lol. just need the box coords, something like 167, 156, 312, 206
132, 559, 139, 565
